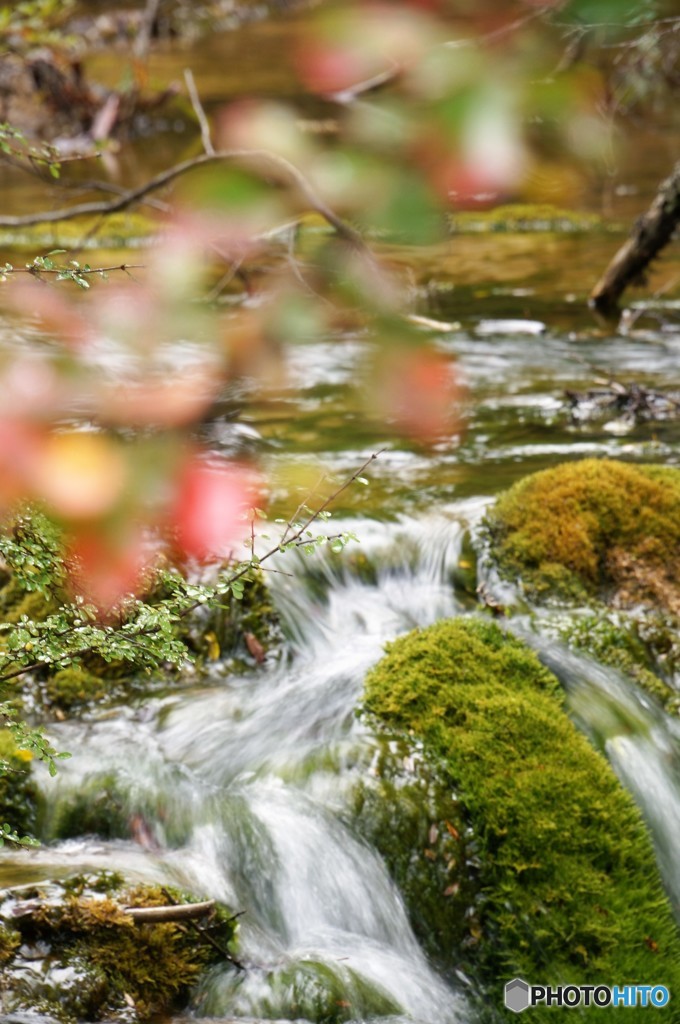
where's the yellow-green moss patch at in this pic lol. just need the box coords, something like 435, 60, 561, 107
363, 618, 680, 1018
485, 459, 680, 611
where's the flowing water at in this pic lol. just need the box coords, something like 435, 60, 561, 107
2, 319, 680, 1021
2, 4, 680, 1022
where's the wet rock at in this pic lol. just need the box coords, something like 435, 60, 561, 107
351, 732, 471, 972
196, 956, 401, 1023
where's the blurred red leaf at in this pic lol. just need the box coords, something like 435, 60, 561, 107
67, 526, 152, 615
375, 347, 461, 440
173, 457, 256, 561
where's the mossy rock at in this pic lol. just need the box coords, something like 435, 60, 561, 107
0, 873, 238, 1023
199, 956, 401, 1022
446, 203, 606, 234
45, 771, 132, 842
363, 617, 680, 1019
0, 728, 39, 840
485, 459, 680, 611
484, 459, 680, 712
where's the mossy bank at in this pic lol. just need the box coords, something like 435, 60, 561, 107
363, 617, 680, 1020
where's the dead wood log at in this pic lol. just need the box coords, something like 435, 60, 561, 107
590, 159, 680, 317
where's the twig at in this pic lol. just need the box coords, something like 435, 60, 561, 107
134, 0, 162, 62
124, 899, 215, 922
281, 470, 328, 544
0, 150, 369, 255
11, 264, 145, 276
184, 68, 215, 156
204, 255, 245, 302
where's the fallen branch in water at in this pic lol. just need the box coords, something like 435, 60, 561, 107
590, 159, 680, 317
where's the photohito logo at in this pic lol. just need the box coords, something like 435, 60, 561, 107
504, 979, 670, 1012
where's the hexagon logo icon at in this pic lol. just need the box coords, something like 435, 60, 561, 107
505, 978, 530, 1013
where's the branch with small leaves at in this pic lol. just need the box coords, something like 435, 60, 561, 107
0, 251, 145, 288
0, 453, 382, 846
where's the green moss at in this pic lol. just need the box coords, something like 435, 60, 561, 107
446, 203, 607, 234
43, 666, 110, 711
485, 459, 680, 610
47, 773, 131, 842
1, 874, 238, 1023
0, 728, 38, 838
0, 919, 19, 964
363, 617, 680, 1018
0, 212, 158, 252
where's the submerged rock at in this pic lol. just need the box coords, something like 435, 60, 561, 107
363, 617, 680, 1019
0, 873, 238, 1024
197, 956, 401, 1023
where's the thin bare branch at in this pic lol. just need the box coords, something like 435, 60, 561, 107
134, 0, 162, 62
9, 264, 145, 276
184, 68, 215, 156
0, 150, 369, 254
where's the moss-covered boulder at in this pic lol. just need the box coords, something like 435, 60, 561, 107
363, 617, 680, 1019
198, 956, 401, 1023
485, 459, 680, 610
0, 873, 239, 1023
483, 459, 680, 712
0, 728, 38, 840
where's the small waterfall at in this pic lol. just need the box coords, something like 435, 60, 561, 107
3, 512, 473, 1024
6, 506, 680, 1022
524, 633, 680, 915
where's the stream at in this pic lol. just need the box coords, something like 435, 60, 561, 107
2, 318, 680, 1023
1, 4, 680, 1022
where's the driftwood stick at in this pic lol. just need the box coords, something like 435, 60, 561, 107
123, 899, 215, 922
590, 159, 680, 317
